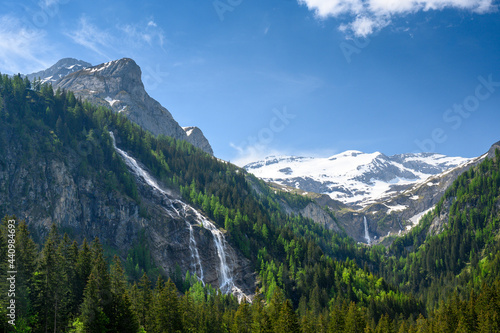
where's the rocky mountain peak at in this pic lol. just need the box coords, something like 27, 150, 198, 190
42, 58, 214, 155
82, 58, 142, 91
26, 58, 91, 84
63, 58, 147, 103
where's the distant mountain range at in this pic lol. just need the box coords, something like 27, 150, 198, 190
244, 151, 469, 208
26, 58, 213, 155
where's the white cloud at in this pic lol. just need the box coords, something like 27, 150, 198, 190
0, 15, 53, 74
298, 0, 496, 36
350, 15, 389, 37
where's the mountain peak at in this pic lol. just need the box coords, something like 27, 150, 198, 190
26, 58, 91, 84
82, 58, 140, 77
53, 57, 92, 68
182, 127, 214, 155
52, 58, 214, 155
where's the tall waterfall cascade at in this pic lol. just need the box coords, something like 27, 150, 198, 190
110, 132, 249, 301
363, 216, 371, 245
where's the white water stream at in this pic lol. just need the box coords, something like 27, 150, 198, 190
110, 132, 248, 301
363, 216, 371, 245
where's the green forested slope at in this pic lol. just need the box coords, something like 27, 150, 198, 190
0, 74, 499, 332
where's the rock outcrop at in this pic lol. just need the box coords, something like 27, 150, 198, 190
183, 126, 214, 155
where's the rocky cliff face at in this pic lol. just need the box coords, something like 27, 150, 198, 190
0, 125, 254, 298
280, 200, 341, 233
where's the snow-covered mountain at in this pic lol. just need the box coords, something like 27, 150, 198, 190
26, 58, 91, 84
244, 151, 470, 208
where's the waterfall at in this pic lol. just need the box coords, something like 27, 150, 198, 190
363, 216, 371, 245
187, 221, 204, 282
110, 132, 248, 301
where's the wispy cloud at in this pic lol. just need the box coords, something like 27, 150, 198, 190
298, 0, 497, 36
65, 16, 114, 60
0, 15, 52, 74
118, 20, 167, 52
65, 16, 168, 60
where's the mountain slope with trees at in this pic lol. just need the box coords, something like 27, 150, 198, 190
0, 73, 500, 331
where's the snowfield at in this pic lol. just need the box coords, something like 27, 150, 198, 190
244, 151, 470, 207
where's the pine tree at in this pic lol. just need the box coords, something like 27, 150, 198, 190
329, 301, 347, 333
13, 221, 38, 324
79, 271, 109, 332
232, 301, 252, 333
153, 277, 182, 332
90, 238, 113, 326
76, 239, 92, 305
134, 272, 153, 331
344, 302, 366, 333
276, 299, 300, 333
33, 224, 70, 333
109, 255, 139, 333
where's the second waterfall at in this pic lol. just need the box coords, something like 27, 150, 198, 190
364, 216, 371, 245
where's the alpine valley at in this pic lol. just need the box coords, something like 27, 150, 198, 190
0, 59, 500, 332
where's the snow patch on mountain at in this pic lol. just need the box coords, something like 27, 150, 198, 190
408, 206, 435, 230
104, 96, 120, 106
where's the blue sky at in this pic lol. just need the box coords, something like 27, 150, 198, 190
1, 0, 499, 165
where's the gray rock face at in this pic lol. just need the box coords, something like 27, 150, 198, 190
488, 141, 500, 158
42, 58, 213, 155
26, 58, 91, 84
280, 200, 341, 233
183, 126, 214, 155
